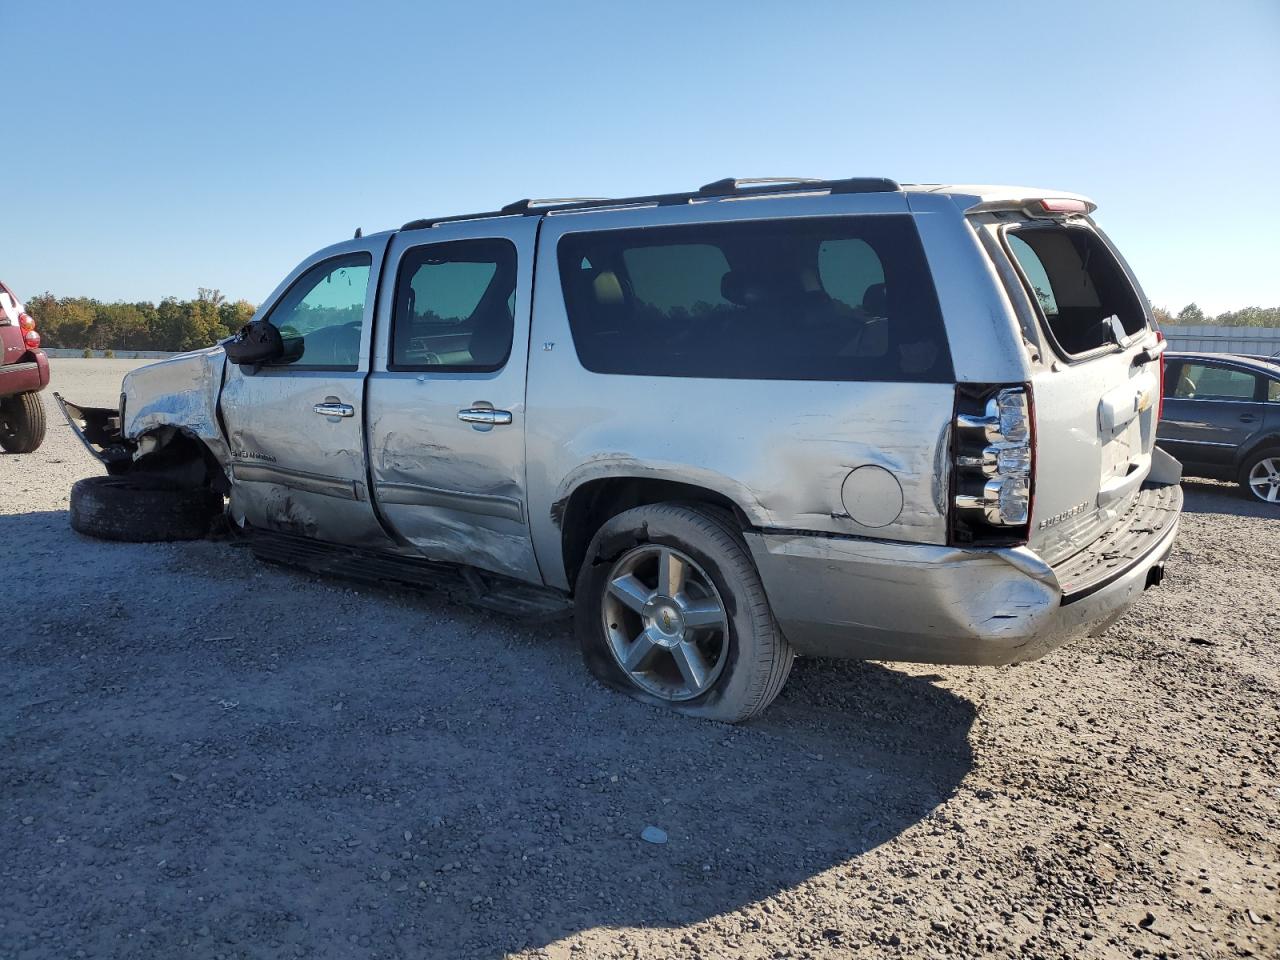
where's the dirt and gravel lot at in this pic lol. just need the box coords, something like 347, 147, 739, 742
2, 358, 1277, 959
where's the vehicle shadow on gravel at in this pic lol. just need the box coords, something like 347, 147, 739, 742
3, 508, 976, 959
1179, 478, 1279, 518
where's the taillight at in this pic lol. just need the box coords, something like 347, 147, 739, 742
1024, 198, 1093, 216
18, 311, 40, 350
950, 384, 1035, 545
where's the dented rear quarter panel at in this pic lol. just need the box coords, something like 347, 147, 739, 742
523, 191, 1027, 592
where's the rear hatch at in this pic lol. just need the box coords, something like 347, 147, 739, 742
980, 206, 1164, 565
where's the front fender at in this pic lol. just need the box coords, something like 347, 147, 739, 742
122, 346, 230, 467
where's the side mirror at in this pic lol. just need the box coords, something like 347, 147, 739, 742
225, 320, 285, 366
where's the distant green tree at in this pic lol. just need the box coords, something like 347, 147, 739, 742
1176, 303, 1207, 325
217, 299, 256, 337
150, 297, 198, 351
1212, 306, 1280, 328
197, 287, 226, 309
1151, 306, 1174, 327
91, 302, 151, 351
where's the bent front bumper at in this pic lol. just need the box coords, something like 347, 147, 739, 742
54, 394, 135, 468
745, 481, 1182, 665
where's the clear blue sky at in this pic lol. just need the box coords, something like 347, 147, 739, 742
5, 0, 1278, 314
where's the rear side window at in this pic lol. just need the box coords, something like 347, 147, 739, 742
1173, 362, 1259, 401
391, 238, 517, 372
1006, 225, 1146, 357
557, 215, 952, 382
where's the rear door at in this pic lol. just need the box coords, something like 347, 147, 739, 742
220, 237, 394, 548
365, 217, 540, 583
985, 217, 1162, 564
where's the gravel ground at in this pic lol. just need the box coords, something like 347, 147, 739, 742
2, 358, 1277, 959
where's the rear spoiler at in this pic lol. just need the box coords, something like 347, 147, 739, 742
965, 196, 1098, 218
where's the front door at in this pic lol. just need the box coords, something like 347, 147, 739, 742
220, 237, 393, 548
365, 217, 540, 583
1160, 359, 1263, 467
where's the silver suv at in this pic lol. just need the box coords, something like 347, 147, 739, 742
60, 177, 1183, 721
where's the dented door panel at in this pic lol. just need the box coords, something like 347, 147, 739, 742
219, 234, 397, 549
365, 217, 541, 582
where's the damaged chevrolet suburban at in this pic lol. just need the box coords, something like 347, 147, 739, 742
59, 177, 1183, 721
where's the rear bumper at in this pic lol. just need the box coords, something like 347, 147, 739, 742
0, 351, 50, 397
746, 481, 1182, 665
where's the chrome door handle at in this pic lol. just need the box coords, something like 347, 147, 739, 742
457, 408, 512, 425
1240, 413, 1258, 423
313, 402, 354, 418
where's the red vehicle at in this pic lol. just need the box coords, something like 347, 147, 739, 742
0, 281, 49, 452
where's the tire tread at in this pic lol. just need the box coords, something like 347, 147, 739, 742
70, 475, 223, 542
576, 501, 793, 722
0, 392, 46, 454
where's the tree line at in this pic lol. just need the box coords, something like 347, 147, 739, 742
1153, 304, 1280, 327
23, 289, 256, 352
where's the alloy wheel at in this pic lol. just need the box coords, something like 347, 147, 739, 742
601, 544, 729, 701
1248, 457, 1280, 503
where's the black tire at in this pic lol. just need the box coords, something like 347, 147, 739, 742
574, 502, 793, 722
0, 391, 46, 454
70, 475, 224, 542
1238, 446, 1280, 504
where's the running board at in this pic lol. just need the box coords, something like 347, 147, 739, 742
245, 527, 571, 621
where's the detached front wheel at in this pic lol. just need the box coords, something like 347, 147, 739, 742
70, 475, 223, 542
0, 392, 46, 453
574, 503, 793, 722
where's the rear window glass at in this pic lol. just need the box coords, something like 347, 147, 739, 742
557, 215, 952, 382
1006, 225, 1146, 356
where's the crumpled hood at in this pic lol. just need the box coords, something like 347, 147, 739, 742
121, 344, 229, 465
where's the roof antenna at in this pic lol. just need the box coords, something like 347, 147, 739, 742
354, 227, 363, 239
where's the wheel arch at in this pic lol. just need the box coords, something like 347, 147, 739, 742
1234, 434, 1280, 480
556, 474, 756, 595
129, 425, 230, 495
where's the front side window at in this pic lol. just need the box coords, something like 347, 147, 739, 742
1269, 379, 1280, 403
266, 254, 371, 370
1174, 362, 1259, 401
392, 238, 517, 371
556, 215, 951, 382
1005, 225, 1147, 357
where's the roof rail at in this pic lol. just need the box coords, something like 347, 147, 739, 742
500, 197, 610, 214
400, 176, 901, 231
696, 176, 826, 194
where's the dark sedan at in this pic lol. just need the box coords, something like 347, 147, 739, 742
1159, 351, 1280, 503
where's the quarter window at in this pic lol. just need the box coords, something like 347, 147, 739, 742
267, 254, 371, 370
1173, 363, 1259, 401
556, 215, 951, 382
392, 239, 517, 371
